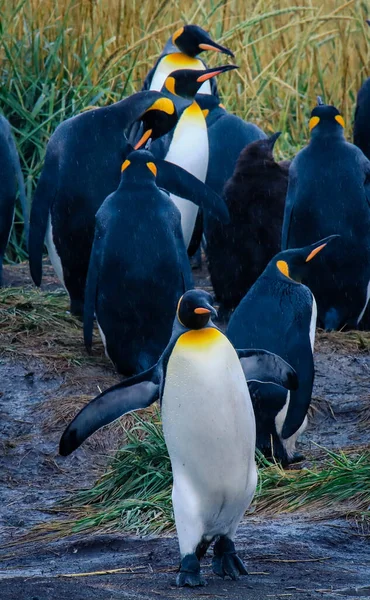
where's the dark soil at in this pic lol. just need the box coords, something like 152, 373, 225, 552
1, 261, 370, 599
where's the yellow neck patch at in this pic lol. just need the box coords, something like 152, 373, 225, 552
277, 260, 290, 279
309, 116, 320, 131
172, 27, 184, 45
163, 53, 201, 69
147, 97, 175, 115
177, 327, 223, 349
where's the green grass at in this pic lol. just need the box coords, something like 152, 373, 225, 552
1, 0, 369, 262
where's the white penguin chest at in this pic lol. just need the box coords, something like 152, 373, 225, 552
150, 53, 212, 94
161, 328, 256, 488
164, 101, 209, 247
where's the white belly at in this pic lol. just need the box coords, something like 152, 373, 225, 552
150, 53, 212, 94
309, 294, 317, 351
165, 102, 209, 247
45, 214, 65, 287
162, 328, 257, 552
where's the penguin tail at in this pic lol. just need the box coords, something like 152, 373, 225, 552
29, 143, 59, 286
323, 307, 341, 331
8, 131, 29, 248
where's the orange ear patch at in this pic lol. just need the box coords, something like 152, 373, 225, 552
335, 115, 345, 128
305, 243, 327, 262
277, 260, 290, 278
172, 27, 184, 44
146, 162, 157, 176
121, 159, 131, 172
309, 116, 320, 131
165, 76, 176, 96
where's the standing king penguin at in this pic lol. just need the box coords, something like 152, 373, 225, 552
282, 99, 370, 330
0, 114, 28, 285
29, 91, 178, 316
227, 236, 338, 465
353, 20, 370, 160
206, 132, 288, 315
142, 25, 234, 97
84, 151, 229, 375
61, 289, 298, 587
151, 65, 238, 248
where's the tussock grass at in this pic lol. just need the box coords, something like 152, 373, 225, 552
0, 286, 107, 368
11, 411, 369, 546
1, 0, 369, 261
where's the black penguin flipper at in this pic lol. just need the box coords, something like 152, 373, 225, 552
156, 159, 229, 224
83, 227, 101, 352
281, 344, 314, 440
59, 366, 160, 456
237, 349, 298, 391
29, 142, 59, 286
7, 129, 29, 247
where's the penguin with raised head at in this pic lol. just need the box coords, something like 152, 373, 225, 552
0, 114, 28, 285
150, 65, 238, 248
353, 22, 370, 160
61, 289, 298, 587
282, 98, 370, 330
143, 25, 234, 97
84, 150, 229, 375
29, 91, 178, 316
206, 132, 288, 316
195, 95, 267, 197
227, 236, 338, 466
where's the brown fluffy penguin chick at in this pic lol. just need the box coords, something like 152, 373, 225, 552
205, 133, 289, 318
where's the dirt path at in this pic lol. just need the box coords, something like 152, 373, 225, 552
0, 262, 369, 599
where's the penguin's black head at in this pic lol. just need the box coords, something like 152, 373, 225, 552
120, 150, 157, 182
163, 65, 238, 100
273, 235, 340, 283
134, 97, 178, 149
172, 25, 234, 58
309, 101, 345, 136
177, 290, 218, 330
239, 132, 282, 165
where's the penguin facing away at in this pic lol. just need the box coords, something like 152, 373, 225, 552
195, 94, 267, 198
143, 25, 234, 97
206, 132, 289, 316
84, 150, 229, 376
227, 236, 339, 466
282, 99, 370, 331
353, 20, 370, 160
29, 91, 178, 316
0, 114, 29, 285
150, 65, 238, 248
61, 289, 298, 587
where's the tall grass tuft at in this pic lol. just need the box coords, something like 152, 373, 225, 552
1, 0, 369, 261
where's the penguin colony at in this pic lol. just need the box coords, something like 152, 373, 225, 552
1, 21, 370, 588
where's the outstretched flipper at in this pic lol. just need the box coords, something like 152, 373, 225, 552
156, 159, 229, 224
59, 366, 160, 456
237, 349, 298, 391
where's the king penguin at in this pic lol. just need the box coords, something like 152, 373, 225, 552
84, 150, 229, 376
227, 236, 338, 466
29, 91, 178, 316
0, 114, 29, 285
282, 98, 370, 330
206, 132, 289, 316
60, 289, 298, 587
143, 25, 234, 97
353, 22, 370, 160
150, 65, 238, 248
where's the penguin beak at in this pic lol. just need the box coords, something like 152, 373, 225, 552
305, 234, 340, 262
196, 64, 238, 83
198, 38, 234, 57
134, 128, 152, 150
194, 304, 218, 318
268, 132, 282, 149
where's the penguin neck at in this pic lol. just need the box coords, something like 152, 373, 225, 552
151, 54, 212, 94
310, 127, 345, 145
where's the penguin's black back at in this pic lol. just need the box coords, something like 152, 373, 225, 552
206, 138, 289, 312
0, 116, 19, 283
354, 78, 370, 160
92, 179, 191, 375
283, 136, 370, 329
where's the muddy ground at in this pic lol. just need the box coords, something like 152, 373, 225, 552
0, 262, 370, 600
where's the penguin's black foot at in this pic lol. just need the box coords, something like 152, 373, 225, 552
176, 553, 206, 587
289, 451, 305, 464
212, 536, 248, 581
